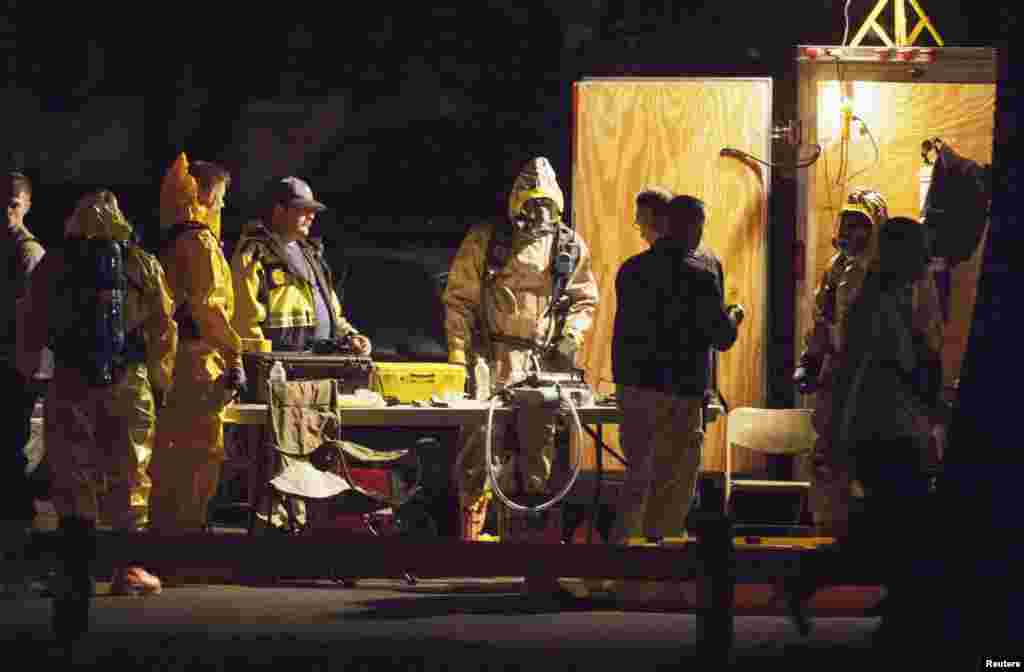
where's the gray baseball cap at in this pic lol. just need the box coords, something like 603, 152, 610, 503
268, 176, 327, 212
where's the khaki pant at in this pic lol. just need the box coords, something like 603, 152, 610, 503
454, 404, 560, 506
806, 384, 853, 539
612, 386, 703, 542
43, 363, 156, 531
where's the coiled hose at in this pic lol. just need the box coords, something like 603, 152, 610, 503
483, 383, 585, 513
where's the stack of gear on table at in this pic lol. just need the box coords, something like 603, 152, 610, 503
237, 347, 468, 537
442, 155, 599, 597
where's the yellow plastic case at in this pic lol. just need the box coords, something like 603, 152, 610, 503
371, 362, 467, 403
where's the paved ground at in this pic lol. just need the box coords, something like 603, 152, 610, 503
0, 577, 885, 670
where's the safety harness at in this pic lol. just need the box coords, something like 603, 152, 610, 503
50, 237, 149, 382
478, 219, 580, 361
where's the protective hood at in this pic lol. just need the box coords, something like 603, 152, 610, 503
63, 193, 134, 241
159, 152, 221, 239
836, 187, 888, 266
507, 157, 565, 222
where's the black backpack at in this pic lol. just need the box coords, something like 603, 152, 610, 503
51, 237, 128, 386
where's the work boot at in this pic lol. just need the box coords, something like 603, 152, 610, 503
0, 520, 34, 599
513, 501, 576, 604
52, 517, 96, 643
774, 541, 842, 637
110, 566, 162, 596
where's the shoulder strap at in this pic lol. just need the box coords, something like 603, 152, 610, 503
122, 243, 150, 295
483, 219, 515, 279
297, 239, 338, 337
159, 221, 209, 252
240, 227, 309, 281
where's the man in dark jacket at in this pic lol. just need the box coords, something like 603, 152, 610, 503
2, 172, 45, 596
611, 194, 745, 544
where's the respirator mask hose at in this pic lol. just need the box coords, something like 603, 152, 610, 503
483, 383, 585, 514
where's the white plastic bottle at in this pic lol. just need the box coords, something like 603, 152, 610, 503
474, 358, 491, 401
269, 360, 287, 383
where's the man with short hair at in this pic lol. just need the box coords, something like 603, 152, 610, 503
634, 186, 728, 429
611, 194, 745, 547
1, 171, 45, 596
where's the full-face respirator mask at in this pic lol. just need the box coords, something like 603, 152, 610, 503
512, 198, 559, 236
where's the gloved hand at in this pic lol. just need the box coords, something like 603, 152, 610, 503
225, 364, 247, 395
793, 356, 821, 394
703, 391, 725, 423
349, 334, 372, 356
727, 303, 746, 327
552, 334, 579, 369
153, 388, 166, 412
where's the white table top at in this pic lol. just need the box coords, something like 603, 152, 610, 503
223, 401, 622, 427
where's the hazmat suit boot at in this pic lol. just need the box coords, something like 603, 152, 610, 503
51, 517, 96, 644
501, 497, 574, 604
457, 492, 490, 542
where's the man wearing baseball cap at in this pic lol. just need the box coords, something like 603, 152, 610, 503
231, 176, 369, 355
230, 176, 370, 532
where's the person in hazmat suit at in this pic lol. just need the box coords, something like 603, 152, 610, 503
784, 189, 945, 637
795, 187, 944, 542
19, 190, 177, 637
442, 156, 598, 598
230, 176, 371, 531
149, 153, 246, 542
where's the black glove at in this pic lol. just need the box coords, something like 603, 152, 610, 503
311, 338, 342, 355
703, 390, 726, 423
225, 364, 247, 394
793, 356, 821, 395
153, 388, 166, 412
311, 333, 364, 354
726, 303, 746, 327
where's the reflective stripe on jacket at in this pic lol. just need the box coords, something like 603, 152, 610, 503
230, 221, 356, 351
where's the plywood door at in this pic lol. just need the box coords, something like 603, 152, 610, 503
807, 81, 996, 389
572, 78, 772, 475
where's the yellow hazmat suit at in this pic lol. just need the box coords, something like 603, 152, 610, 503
442, 157, 599, 539
802, 189, 943, 538
21, 193, 176, 531
149, 153, 243, 534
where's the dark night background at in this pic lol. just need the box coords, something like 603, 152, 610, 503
1, 1, 1020, 657
1, 0, 1014, 249
3, 0, 1014, 410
